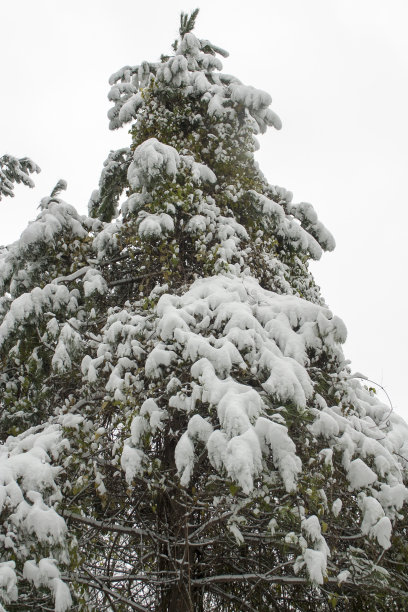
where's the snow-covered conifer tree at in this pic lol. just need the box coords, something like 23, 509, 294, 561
1, 10, 408, 611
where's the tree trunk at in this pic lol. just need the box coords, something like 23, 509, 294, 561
160, 583, 193, 612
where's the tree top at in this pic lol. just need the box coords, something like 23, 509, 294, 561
179, 8, 200, 37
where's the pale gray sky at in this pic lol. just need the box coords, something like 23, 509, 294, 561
1, 0, 407, 419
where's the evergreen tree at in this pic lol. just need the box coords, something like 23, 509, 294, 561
1, 10, 408, 611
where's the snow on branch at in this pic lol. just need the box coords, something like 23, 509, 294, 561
0, 154, 40, 201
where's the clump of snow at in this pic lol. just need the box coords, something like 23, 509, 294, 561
138, 212, 175, 238
294, 515, 330, 585
17, 201, 87, 253
347, 458, 378, 490
296, 548, 327, 585
187, 414, 213, 442
23, 559, 72, 611
255, 418, 301, 492
128, 138, 180, 189
175, 433, 195, 487
52, 321, 83, 373
288, 201, 335, 252
83, 269, 108, 297
181, 155, 217, 184
121, 445, 145, 484
0, 561, 18, 604
332, 498, 342, 517
310, 410, 340, 439
207, 430, 227, 471
145, 344, 177, 379
224, 428, 263, 493
360, 495, 392, 549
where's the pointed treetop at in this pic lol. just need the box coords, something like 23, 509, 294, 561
50, 179, 67, 198
179, 8, 199, 37
37, 179, 68, 210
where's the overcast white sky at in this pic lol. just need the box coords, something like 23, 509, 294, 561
1, 0, 407, 420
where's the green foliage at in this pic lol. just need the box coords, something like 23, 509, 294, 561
89, 148, 131, 222
0, 153, 40, 200
179, 8, 200, 37
1, 10, 408, 612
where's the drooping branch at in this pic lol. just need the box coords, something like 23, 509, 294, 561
0, 154, 40, 200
